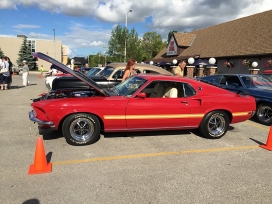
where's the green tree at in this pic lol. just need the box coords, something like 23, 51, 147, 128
126, 28, 143, 62
141, 32, 167, 60
107, 26, 166, 63
108, 24, 143, 62
17, 37, 36, 69
108, 24, 126, 62
0, 47, 4, 59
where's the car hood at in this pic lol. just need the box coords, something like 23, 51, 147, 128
33, 52, 109, 96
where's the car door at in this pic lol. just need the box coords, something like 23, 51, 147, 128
125, 80, 190, 129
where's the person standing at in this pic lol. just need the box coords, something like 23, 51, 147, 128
122, 59, 136, 82
7, 57, 13, 89
0, 56, 10, 90
39, 65, 44, 78
22, 60, 29, 86
173, 60, 186, 77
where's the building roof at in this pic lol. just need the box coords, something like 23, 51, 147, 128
154, 9, 272, 62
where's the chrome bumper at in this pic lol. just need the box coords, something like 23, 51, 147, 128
29, 110, 54, 126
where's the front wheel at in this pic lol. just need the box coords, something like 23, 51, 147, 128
199, 111, 229, 139
255, 103, 272, 126
62, 113, 101, 146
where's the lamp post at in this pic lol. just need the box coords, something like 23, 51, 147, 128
52, 28, 56, 59
250, 61, 259, 74
124, 9, 132, 62
206, 57, 217, 76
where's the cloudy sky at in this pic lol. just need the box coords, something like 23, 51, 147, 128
0, 0, 272, 57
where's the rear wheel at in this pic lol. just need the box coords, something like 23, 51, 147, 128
199, 111, 229, 139
62, 113, 101, 146
255, 103, 272, 125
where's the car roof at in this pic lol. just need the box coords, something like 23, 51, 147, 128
107, 62, 172, 75
136, 74, 197, 83
203, 74, 261, 77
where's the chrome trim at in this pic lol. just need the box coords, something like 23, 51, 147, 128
29, 110, 54, 126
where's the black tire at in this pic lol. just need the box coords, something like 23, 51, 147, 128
62, 113, 101, 146
255, 102, 272, 126
199, 111, 229, 139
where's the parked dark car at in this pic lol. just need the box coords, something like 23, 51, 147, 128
50, 62, 172, 91
52, 75, 119, 90
200, 74, 272, 125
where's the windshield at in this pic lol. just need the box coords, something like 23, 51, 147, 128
113, 76, 147, 97
98, 66, 114, 78
241, 75, 272, 88
86, 68, 101, 76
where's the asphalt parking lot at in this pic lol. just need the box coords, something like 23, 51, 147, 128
1, 73, 272, 204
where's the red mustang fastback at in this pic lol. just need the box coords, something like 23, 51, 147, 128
29, 53, 256, 146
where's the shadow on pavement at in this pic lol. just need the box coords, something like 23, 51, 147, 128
42, 130, 63, 141
249, 137, 265, 145
103, 129, 193, 139
22, 198, 40, 204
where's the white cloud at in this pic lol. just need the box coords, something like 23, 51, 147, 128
2, 0, 272, 56
2, 0, 271, 30
12, 24, 41, 29
89, 41, 104, 47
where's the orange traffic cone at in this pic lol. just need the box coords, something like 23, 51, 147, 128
12, 72, 15, 76
38, 75, 41, 78
260, 126, 272, 151
28, 137, 52, 174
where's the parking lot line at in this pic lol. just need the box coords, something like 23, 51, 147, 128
245, 121, 270, 130
52, 146, 259, 166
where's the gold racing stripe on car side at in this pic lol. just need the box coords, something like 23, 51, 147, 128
104, 112, 252, 120
104, 114, 204, 120
233, 111, 253, 116
103, 115, 126, 119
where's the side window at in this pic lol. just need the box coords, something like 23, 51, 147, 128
135, 69, 141, 74
112, 69, 124, 79
183, 83, 196, 97
141, 81, 186, 98
213, 76, 222, 84
225, 76, 242, 86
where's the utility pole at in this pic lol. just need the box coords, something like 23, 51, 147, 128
52, 28, 56, 59
124, 9, 132, 62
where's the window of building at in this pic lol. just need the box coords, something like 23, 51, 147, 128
27, 40, 36, 53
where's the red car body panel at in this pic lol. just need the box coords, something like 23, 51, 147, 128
31, 75, 256, 133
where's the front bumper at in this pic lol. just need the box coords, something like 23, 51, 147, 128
29, 110, 56, 135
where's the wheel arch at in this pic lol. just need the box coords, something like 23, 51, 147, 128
202, 109, 232, 123
58, 112, 105, 132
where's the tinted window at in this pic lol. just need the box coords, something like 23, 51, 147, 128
224, 76, 242, 86
99, 66, 114, 77
184, 84, 196, 97
112, 69, 124, 79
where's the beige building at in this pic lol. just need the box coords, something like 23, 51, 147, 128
0, 35, 68, 70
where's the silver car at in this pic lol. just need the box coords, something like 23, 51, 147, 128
12, 66, 20, 75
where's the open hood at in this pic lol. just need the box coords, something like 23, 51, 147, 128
33, 52, 109, 96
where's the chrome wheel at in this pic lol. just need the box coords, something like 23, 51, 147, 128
207, 114, 226, 137
69, 118, 94, 142
257, 104, 272, 124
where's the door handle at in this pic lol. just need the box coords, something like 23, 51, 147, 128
180, 101, 188, 105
